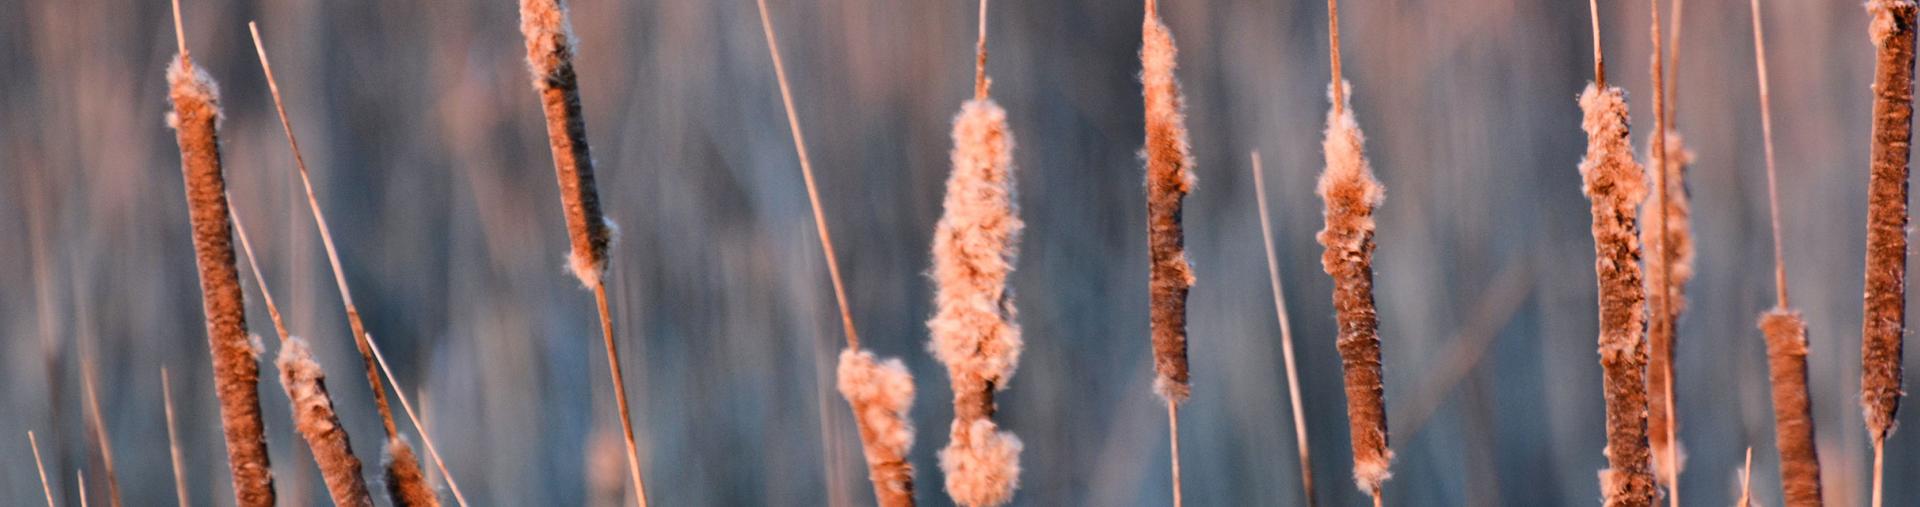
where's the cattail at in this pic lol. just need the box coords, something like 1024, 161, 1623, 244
754, 1, 920, 505
1862, 0, 1912, 463
1142, 0, 1195, 406
1317, 82, 1393, 496
1750, 2, 1824, 503
1319, 0, 1392, 497
519, 0, 613, 287
384, 439, 437, 507
366, 333, 471, 507
1760, 311, 1824, 505
278, 338, 375, 507
839, 349, 920, 507
247, 24, 437, 506
167, 11, 275, 502
1642, 130, 1693, 483
162, 368, 190, 507
1577, 78, 1657, 507
929, 4, 1025, 503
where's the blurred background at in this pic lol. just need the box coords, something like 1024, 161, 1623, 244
1, 0, 1915, 505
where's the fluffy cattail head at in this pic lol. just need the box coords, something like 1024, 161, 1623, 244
277, 338, 373, 506
1316, 80, 1393, 494
519, 0, 614, 287
939, 419, 1022, 507
1141, 7, 1196, 404
383, 438, 440, 507
167, 54, 278, 507
838, 348, 917, 507
1576, 82, 1657, 507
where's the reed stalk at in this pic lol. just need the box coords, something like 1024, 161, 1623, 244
30, 432, 53, 507
162, 368, 190, 507
79, 348, 120, 507
1252, 152, 1317, 507
755, 1, 920, 505
167, 4, 274, 503
1579, 3, 1655, 505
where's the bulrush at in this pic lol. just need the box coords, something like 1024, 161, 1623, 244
1750, 1, 1824, 503
1141, 1, 1196, 504
1575, 2, 1656, 501
928, 3, 1025, 505
1317, 1, 1392, 501
167, 3, 274, 503
756, 0, 919, 505
1862, 4, 1913, 504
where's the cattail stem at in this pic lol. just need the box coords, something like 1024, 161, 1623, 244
756, 2, 919, 505
1252, 152, 1316, 507
169, 9, 274, 504
1739, 447, 1753, 507
30, 432, 53, 507
1646, 0, 1682, 501
1167, 400, 1183, 507
162, 368, 190, 507
1589, 0, 1605, 87
79, 350, 120, 507
1862, 0, 1913, 467
1577, 19, 1656, 498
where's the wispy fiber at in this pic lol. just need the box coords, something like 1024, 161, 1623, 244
1862, 6, 1913, 503
930, 3, 1025, 503
755, 1, 919, 505
167, 6, 274, 504
247, 24, 436, 506
1751, 1, 1824, 503
1319, 0, 1392, 498
1252, 152, 1317, 507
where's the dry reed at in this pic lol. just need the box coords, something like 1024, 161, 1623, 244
162, 368, 190, 507
1643, 0, 1684, 501
1578, 5, 1655, 504
929, 3, 1025, 504
1319, 0, 1392, 497
247, 24, 439, 506
78, 349, 120, 507
77, 470, 87, 507
1751, 2, 1825, 503
367, 332, 472, 507
1738, 447, 1754, 507
30, 431, 53, 507
1141, 2, 1196, 504
167, 6, 275, 503
754, 1, 920, 505
1863, 6, 1913, 502
510, 6, 648, 504
1252, 152, 1317, 507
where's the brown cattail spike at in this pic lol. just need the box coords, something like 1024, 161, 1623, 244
278, 338, 375, 506
1862, 0, 1913, 449
1759, 311, 1824, 505
1318, 81, 1393, 495
167, 35, 276, 506
1576, 83, 1657, 507
1142, 0, 1195, 406
384, 439, 437, 507
520, 0, 613, 287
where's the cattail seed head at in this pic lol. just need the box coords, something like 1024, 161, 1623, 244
939, 419, 1022, 507
1317, 81, 1393, 494
1576, 83, 1657, 507
167, 55, 277, 507
1759, 309, 1824, 506
838, 348, 918, 507
1141, 7, 1196, 404
277, 338, 373, 507
1862, 0, 1914, 445
520, 0, 613, 288
1643, 130, 1693, 481
384, 438, 439, 507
